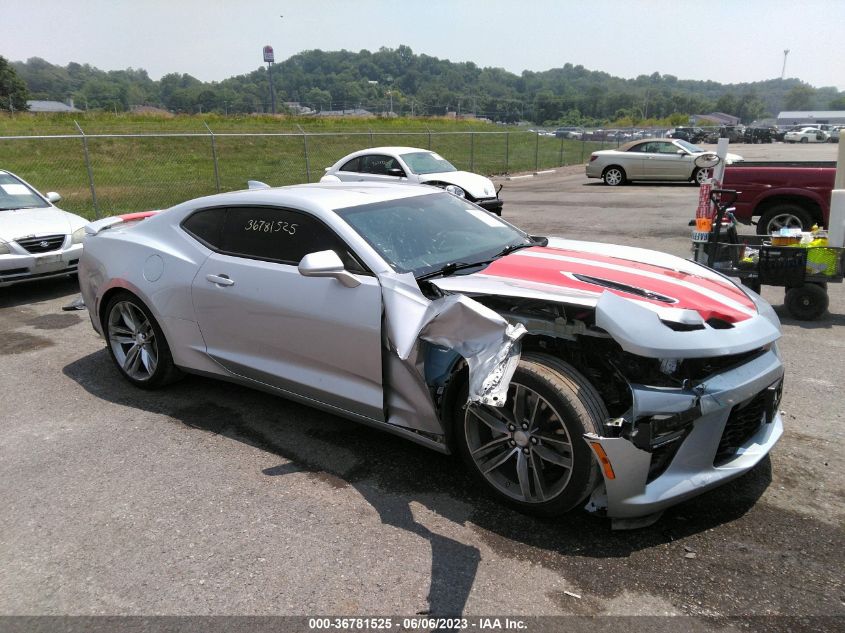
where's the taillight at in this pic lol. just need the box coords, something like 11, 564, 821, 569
589, 154, 598, 162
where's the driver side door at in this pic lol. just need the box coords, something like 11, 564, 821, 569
185, 205, 385, 421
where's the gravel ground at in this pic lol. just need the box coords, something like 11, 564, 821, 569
0, 142, 842, 632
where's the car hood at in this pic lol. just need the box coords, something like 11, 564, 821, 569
429, 238, 781, 357
0, 207, 85, 241
418, 171, 496, 198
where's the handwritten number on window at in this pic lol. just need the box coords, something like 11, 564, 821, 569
244, 219, 298, 235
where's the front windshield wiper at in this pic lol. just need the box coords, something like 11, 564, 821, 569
416, 236, 548, 281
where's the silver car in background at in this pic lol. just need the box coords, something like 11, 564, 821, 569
0, 170, 87, 287
585, 138, 743, 186
78, 183, 783, 526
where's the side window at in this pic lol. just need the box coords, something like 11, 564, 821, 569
360, 154, 397, 175
340, 157, 360, 172
658, 142, 678, 154
628, 143, 647, 153
182, 207, 227, 249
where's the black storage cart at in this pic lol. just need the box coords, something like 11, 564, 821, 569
692, 190, 845, 320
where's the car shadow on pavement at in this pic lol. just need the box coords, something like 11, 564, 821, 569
773, 305, 845, 329
64, 350, 775, 618
0, 276, 79, 309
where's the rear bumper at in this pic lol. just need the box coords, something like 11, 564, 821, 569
585, 348, 784, 519
0, 243, 82, 287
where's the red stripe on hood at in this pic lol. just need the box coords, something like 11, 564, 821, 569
482, 247, 755, 323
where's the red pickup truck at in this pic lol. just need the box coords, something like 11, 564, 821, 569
722, 161, 836, 235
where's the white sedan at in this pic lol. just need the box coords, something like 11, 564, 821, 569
585, 138, 743, 186
784, 127, 830, 143
320, 146, 503, 214
0, 170, 87, 287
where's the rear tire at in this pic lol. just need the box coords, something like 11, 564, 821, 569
757, 203, 813, 235
103, 291, 181, 389
455, 352, 607, 516
800, 137, 809, 144
602, 166, 626, 186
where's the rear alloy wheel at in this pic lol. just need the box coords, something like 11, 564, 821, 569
757, 203, 813, 236
800, 137, 809, 144
785, 284, 829, 320
104, 292, 180, 389
602, 166, 626, 186
456, 353, 607, 516
693, 167, 709, 185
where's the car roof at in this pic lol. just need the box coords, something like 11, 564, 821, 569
617, 138, 676, 150
180, 181, 439, 214
350, 146, 433, 155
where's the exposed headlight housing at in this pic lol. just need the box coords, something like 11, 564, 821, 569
0, 240, 10, 255
444, 184, 465, 198
71, 227, 86, 244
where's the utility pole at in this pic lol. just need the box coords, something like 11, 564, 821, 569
781, 49, 790, 80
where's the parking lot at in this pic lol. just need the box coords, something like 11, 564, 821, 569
1, 142, 842, 631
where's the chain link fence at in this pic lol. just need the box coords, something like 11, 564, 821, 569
0, 126, 626, 220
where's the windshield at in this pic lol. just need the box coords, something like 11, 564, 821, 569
675, 139, 704, 153
0, 173, 49, 211
335, 192, 530, 278
399, 151, 457, 175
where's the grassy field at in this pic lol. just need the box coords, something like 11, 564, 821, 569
0, 113, 605, 219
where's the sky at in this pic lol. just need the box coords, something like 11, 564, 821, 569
4, 0, 845, 91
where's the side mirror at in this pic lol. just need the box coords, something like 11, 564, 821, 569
298, 250, 361, 288
387, 167, 405, 177
676, 149, 686, 156
45, 192, 62, 203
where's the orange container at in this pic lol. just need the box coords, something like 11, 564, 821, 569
695, 217, 713, 232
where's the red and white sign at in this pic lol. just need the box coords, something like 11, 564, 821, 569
263, 45, 274, 63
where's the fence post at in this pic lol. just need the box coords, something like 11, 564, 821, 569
203, 121, 221, 193
580, 138, 585, 164
534, 131, 539, 173
559, 136, 564, 166
369, 128, 374, 147
74, 121, 99, 219
504, 132, 510, 174
470, 132, 475, 172
427, 127, 432, 150
297, 124, 311, 182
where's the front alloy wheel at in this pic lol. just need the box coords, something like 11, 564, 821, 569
457, 353, 606, 515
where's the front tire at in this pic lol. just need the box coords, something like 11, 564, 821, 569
693, 167, 708, 185
455, 353, 607, 516
602, 166, 626, 186
103, 292, 180, 389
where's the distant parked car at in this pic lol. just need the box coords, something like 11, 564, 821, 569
743, 127, 776, 144
827, 126, 842, 143
0, 170, 87, 287
554, 126, 585, 139
585, 138, 743, 186
667, 127, 708, 143
784, 127, 829, 143
321, 147, 503, 215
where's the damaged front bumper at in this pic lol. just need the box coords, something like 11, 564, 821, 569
584, 347, 784, 519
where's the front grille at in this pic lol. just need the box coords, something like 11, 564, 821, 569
714, 390, 767, 465
681, 348, 766, 382
15, 234, 66, 253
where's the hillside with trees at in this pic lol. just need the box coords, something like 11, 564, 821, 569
7, 47, 844, 125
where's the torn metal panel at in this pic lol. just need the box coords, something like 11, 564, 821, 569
594, 291, 780, 359
380, 272, 526, 411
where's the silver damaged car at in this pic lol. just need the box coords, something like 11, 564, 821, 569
79, 183, 784, 526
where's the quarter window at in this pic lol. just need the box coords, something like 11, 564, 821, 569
340, 157, 360, 172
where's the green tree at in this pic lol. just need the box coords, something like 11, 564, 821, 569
829, 94, 845, 110
0, 56, 30, 111
784, 85, 814, 110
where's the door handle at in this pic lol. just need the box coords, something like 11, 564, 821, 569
206, 273, 234, 287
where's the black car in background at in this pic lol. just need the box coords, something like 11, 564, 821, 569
743, 127, 776, 143
667, 126, 707, 143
